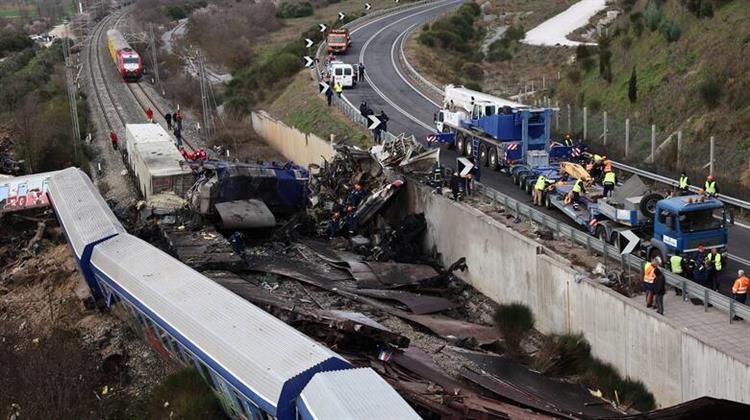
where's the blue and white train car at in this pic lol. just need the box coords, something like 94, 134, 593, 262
48, 168, 125, 301
88, 233, 352, 420
297, 368, 421, 420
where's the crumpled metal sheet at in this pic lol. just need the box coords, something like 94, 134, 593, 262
353, 289, 455, 314
395, 313, 500, 345
215, 199, 276, 229
350, 262, 439, 288
455, 349, 621, 418
597, 396, 750, 420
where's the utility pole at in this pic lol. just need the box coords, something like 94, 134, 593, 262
149, 23, 161, 89
197, 51, 213, 146
63, 38, 81, 164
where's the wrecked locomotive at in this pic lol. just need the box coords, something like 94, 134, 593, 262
47, 167, 419, 420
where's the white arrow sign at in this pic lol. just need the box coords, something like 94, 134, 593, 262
620, 229, 640, 255
319, 23, 327, 32
457, 157, 474, 177
365, 3, 371, 10
319, 82, 330, 95
304, 38, 314, 48
338, 12, 345, 21
368, 115, 381, 130
303, 56, 314, 67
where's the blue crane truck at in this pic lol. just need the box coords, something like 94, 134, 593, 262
545, 174, 728, 265
431, 85, 572, 186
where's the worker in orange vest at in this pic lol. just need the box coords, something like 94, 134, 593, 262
643, 256, 660, 308
732, 270, 749, 305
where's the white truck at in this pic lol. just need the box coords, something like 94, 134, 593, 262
125, 124, 194, 202
328, 60, 356, 88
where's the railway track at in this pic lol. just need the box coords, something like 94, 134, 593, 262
87, 10, 197, 151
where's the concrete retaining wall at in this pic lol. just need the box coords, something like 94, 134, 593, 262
250, 111, 335, 168
405, 181, 750, 407
251, 113, 750, 407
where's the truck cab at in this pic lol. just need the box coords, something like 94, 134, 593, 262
326, 28, 351, 54
651, 195, 727, 259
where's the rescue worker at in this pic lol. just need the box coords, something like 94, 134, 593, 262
464, 172, 473, 196
732, 270, 749, 305
571, 178, 585, 206
165, 112, 172, 130
670, 254, 684, 275
174, 127, 182, 147
692, 245, 708, 287
378, 110, 389, 133
344, 206, 357, 236
705, 248, 722, 292
347, 183, 366, 207
359, 101, 368, 118
334, 81, 343, 97
449, 170, 462, 201
643, 257, 659, 308
653, 262, 666, 315
704, 175, 718, 196
591, 154, 605, 180
358, 62, 365, 79
602, 169, 616, 197
174, 110, 183, 131
430, 162, 443, 194
325, 84, 334, 106
533, 174, 550, 206
146, 107, 153, 123
109, 131, 118, 150
327, 212, 342, 238
678, 171, 690, 195
229, 231, 246, 258
563, 133, 574, 147
603, 159, 612, 173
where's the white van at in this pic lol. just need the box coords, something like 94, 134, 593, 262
329, 61, 355, 88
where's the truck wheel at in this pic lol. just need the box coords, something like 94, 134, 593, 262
479, 145, 488, 166
597, 226, 609, 244
611, 231, 621, 250
456, 134, 466, 155
466, 140, 473, 157
488, 148, 499, 170
639, 193, 664, 218
511, 173, 519, 185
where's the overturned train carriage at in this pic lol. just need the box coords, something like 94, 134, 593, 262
47, 168, 417, 419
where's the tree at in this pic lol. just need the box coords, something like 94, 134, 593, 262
628, 66, 638, 103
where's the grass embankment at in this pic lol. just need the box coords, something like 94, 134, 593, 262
554, 0, 750, 192
268, 70, 371, 147
407, 0, 575, 93
494, 304, 656, 412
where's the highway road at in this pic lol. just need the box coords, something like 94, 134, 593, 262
338, 0, 750, 296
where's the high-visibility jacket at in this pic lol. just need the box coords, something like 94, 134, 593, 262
593, 154, 604, 162
334, 82, 343, 93
644, 262, 656, 283
670, 255, 683, 274
572, 179, 583, 194
705, 180, 716, 194
603, 171, 616, 185
679, 175, 689, 189
535, 175, 547, 191
733, 275, 749, 294
706, 252, 722, 271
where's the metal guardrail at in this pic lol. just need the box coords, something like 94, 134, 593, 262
314, 0, 749, 323
472, 181, 750, 323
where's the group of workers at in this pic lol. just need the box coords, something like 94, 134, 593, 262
428, 160, 478, 201
358, 101, 389, 143
327, 183, 368, 238
644, 246, 748, 317
677, 171, 719, 197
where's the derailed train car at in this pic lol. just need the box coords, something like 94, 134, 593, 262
47, 167, 420, 420
106, 29, 143, 81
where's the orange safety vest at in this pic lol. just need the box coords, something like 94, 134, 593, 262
733, 275, 749, 295
644, 262, 656, 284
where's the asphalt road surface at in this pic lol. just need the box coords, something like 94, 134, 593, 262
338, 0, 750, 296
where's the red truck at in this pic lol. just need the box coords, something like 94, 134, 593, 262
326, 28, 351, 54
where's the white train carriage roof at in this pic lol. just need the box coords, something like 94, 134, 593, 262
106, 29, 131, 52
89, 233, 350, 416
297, 368, 421, 420
48, 168, 125, 258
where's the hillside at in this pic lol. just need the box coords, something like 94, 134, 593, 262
554, 0, 750, 194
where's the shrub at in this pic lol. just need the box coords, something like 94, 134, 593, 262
418, 32, 436, 47
621, 35, 632, 49
583, 359, 655, 411
487, 47, 512, 62
0, 33, 33, 56
533, 333, 591, 376
145, 369, 227, 418
504, 25, 526, 42
567, 68, 582, 84
588, 98, 602, 113
576, 44, 594, 61
461, 62, 484, 80
699, 74, 723, 108
580, 56, 595, 73
276, 1, 314, 18
658, 19, 681, 42
464, 81, 482, 91
644, 0, 663, 31
419, 2, 483, 54
493, 303, 534, 356
628, 66, 638, 103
